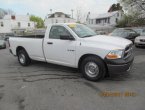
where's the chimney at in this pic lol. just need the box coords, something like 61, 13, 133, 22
11, 15, 16, 20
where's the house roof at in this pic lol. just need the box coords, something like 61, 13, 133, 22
48, 12, 71, 18
92, 11, 119, 19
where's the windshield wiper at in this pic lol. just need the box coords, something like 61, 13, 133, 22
82, 35, 94, 38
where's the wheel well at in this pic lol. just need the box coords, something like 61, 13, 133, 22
78, 54, 109, 74
16, 46, 26, 56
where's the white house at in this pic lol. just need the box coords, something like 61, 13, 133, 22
0, 15, 35, 34
44, 12, 76, 27
87, 11, 123, 26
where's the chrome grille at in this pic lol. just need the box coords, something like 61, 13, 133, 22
124, 44, 133, 59
140, 39, 145, 42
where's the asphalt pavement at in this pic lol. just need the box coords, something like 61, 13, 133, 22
0, 47, 145, 110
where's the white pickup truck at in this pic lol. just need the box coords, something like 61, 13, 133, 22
9, 23, 134, 81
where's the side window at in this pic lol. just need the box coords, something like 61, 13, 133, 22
18, 22, 21, 27
28, 23, 30, 27
49, 26, 72, 39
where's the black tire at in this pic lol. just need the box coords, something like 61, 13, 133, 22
80, 56, 106, 81
17, 49, 31, 66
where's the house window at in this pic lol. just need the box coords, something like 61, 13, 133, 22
52, 19, 54, 23
18, 22, 21, 27
0, 22, 4, 27
91, 19, 93, 24
28, 23, 30, 27
117, 13, 119, 17
96, 20, 97, 24
56, 19, 58, 23
104, 18, 107, 23
96, 19, 100, 24
108, 18, 110, 24
116, 18, 118, 23
58, 14, 61, 17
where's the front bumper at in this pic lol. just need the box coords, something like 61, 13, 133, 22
135, 42, 145, 46
105, 54, 134, 74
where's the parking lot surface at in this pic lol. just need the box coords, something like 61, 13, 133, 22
0, 47, 145, 110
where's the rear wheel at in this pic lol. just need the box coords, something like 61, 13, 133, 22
80, 56, 106, 81
17, 49, 31, 66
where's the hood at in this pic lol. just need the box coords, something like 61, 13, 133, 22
136, 36, 145, 39
82, 35, 132, 49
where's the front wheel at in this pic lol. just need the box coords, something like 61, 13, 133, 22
18, 49, 31, 66
80, 56, 106, 81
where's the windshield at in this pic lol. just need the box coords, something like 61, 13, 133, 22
68, 24, 97, 38
134, 29, 142, 34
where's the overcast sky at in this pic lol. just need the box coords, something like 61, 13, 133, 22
0, 0, 117, 19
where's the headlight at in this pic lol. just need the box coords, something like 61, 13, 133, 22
135, 38, 139, 42
106, 50, 124, 59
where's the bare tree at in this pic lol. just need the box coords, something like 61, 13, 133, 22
119, 0, 145, 12
119, 0, 145, 18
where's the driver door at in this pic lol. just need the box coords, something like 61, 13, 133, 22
43, 25, 76, 67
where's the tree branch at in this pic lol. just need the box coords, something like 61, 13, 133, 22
133, 0, 145, 11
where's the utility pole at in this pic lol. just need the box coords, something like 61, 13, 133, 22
50, 9, 52, 14
71, 9, 74, 19
86, 12, 90, 23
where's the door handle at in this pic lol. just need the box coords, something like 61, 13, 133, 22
47, 42, 53, 44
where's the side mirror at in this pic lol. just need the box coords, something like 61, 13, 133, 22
60, 35, 75, 40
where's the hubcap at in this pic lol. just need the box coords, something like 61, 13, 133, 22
85, 62, 99, 77
19, 54, 25, 64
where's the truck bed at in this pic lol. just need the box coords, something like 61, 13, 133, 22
14, 35, 44, 39
9, 35, 45, 61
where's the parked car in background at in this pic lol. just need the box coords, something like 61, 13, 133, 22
96, 30, 106, 35
133, 28, 145, 35
135, 32, 145, 48
109, 28, 140, 42
0, 36, 6, 49
5, 33, 15, 41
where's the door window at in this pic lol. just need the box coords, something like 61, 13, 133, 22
49, 26, 72, 39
